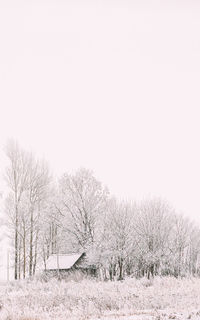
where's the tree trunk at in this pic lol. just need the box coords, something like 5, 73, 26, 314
23, 228, 26, 279
18, 238, 21, 280
33, 228, 39, 275
15, 202, 18, 280
118, 257, 124, 280
29, 206, 33, 277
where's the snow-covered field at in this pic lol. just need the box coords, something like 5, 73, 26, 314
0, 277, 200, 320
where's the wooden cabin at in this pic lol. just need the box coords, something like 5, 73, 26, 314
44, 252, 97, 279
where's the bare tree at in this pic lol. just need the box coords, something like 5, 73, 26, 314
58, 168, 109, 251
171, 214, 190, 277
4, 140, 51, 279
4, 142, 200, 281
101, 199, 135, 280
4, 140, 31, 279
27, 158, 51, 277
133, 198, 174, 278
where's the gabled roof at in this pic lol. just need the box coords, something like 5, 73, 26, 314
46, 253, 85, 270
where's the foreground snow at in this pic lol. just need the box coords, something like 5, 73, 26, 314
0, 277, 200, 319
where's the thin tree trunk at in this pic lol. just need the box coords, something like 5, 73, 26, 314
23, 228, 26, 279
18, 237, 21, 280
29, 206, 33, 277
33, 228, 39, 275
15, 202, 18, 280
43, 246, 47, 271
118, 257, 124, 280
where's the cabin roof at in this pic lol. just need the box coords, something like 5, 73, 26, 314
46, 253, 84, 270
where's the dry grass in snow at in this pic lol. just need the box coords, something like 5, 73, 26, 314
0, 277, 200, 320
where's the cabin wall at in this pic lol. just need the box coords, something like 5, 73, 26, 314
44, 267, 97, 280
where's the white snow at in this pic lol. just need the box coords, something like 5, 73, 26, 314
45, 253, 83, 270
0, 277, 200, 319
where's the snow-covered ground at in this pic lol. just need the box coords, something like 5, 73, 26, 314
0, 276, 200, 320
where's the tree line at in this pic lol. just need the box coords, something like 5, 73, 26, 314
3, 140, 200, 280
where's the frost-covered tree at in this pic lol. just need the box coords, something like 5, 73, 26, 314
4, 140, 32, 279
4, 140, 51, 279
4, 142, 200, 281
58, 168, 109, 252
170, 214, 191, 277
101, 199, 135, 280
27, 158, 51, 276
186, 226, 200, 276
133, 198, 174, 278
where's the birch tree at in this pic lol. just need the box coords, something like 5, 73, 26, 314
27, 158, 51, 276
4, 141, 51, 279
4, 140, 31, 279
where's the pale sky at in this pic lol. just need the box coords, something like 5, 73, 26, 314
0, 0, 200, 224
